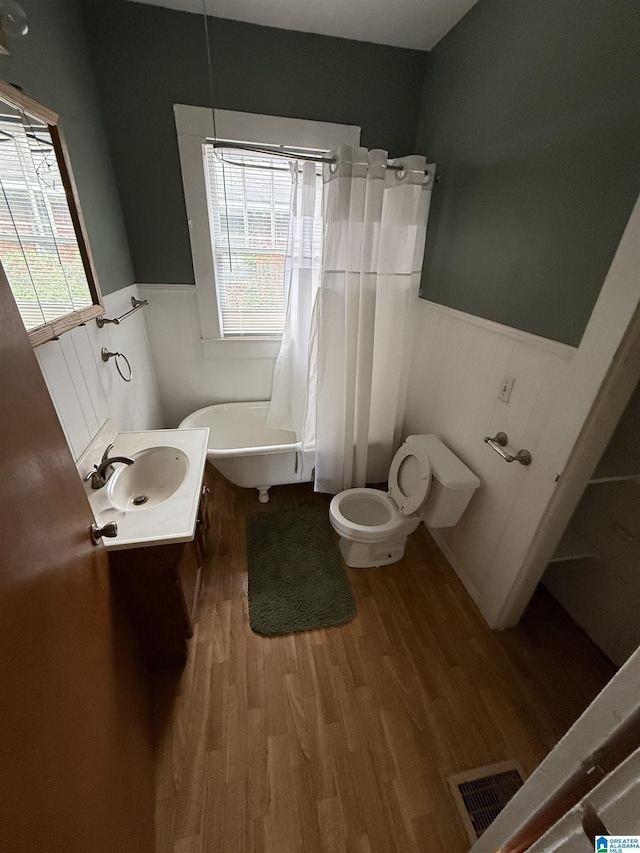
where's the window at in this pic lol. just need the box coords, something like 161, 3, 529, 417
205, 147, 295, 337
0, 80, 103, 347
174, 106, 360, 351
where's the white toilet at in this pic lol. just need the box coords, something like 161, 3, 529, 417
329, 434, 480, 568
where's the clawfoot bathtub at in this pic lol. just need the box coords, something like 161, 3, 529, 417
179, 402, 310, 502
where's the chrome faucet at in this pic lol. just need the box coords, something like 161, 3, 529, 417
84, 443, 135, 489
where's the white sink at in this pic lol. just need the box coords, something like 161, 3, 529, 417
107, 446, 190, 511
80, 425, 209, 551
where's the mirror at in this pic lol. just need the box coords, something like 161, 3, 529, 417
0, 79, 103, 346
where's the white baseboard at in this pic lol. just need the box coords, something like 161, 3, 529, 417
426, 525, 481, 605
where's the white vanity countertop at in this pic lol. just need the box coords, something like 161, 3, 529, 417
81, 425, 209, 551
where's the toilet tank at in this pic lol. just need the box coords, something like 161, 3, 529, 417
406, 435, 480, 528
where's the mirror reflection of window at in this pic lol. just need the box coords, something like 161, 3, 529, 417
0, 80, 103, 346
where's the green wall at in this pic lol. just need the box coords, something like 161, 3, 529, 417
81, 0, 428, 285
416, 0, 640, 346
0, 0, 134, 295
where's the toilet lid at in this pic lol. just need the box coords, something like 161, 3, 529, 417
388, 441, 432, 516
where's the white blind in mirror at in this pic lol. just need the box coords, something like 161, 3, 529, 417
0, 112, 92, 331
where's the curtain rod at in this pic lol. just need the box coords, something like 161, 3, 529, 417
210, 140, 413, 173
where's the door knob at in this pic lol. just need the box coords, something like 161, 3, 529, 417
91, 521, 118, 545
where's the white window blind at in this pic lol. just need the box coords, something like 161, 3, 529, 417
0, 113, 91, 331
205, 146, 294, 337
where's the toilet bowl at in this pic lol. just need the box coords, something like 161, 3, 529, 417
329, 435, 480, 568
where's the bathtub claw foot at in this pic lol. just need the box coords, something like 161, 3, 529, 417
257, 486, 270, 503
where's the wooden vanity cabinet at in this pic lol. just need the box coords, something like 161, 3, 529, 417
109, 464, 213, 670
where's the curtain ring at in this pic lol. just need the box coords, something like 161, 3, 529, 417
101, 347, 133, 382
423, 170, 432, 186
329, 158, 338, 173
394, 166, 407, 180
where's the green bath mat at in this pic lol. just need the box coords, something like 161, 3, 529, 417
246, 506, 356, 637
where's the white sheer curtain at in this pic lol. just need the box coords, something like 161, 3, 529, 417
313, 145, 432, 494
266, 161, 322, 467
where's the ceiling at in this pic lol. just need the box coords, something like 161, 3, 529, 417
129, 0, 479, 51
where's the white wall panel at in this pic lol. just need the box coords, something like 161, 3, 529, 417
405, 193, 640, 631
404, 299, 575, 601
37, 336, 92, 460
58, 332, 100, 439
67, 324, 111, 429
35, 284, 164, 461
138, 284, 278, 427
478, 195, 640, 629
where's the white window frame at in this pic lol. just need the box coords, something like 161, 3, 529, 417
174, 105, 360, 356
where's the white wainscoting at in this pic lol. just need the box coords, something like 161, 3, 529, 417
405, 187, 640, 632
36, 284, 164, 461
137, 284, 278, 427
404, 299, 576, 602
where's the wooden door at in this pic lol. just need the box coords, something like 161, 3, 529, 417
0, 266, 155, 852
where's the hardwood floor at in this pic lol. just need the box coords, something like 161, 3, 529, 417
153, 468, 616, 853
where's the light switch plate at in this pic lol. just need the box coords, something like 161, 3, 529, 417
498, 374, 515, 403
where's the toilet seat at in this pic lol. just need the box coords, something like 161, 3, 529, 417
329, 440, 433, 545
388, 440, 432, 515
329, 488, 402, 542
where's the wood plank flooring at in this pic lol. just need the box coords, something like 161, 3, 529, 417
153, 468, 616, 853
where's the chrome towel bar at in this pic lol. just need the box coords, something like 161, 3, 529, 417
484, 432, 532, 466
96, 296, 148, 328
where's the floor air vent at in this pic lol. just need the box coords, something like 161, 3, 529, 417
447, 760, 525, 843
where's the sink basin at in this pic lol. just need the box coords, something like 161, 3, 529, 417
108, 446, 190, 511
82, 426, 209, 550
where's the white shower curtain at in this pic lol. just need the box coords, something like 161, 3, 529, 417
313, 145, 432, 494
266, 161, 322, 458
